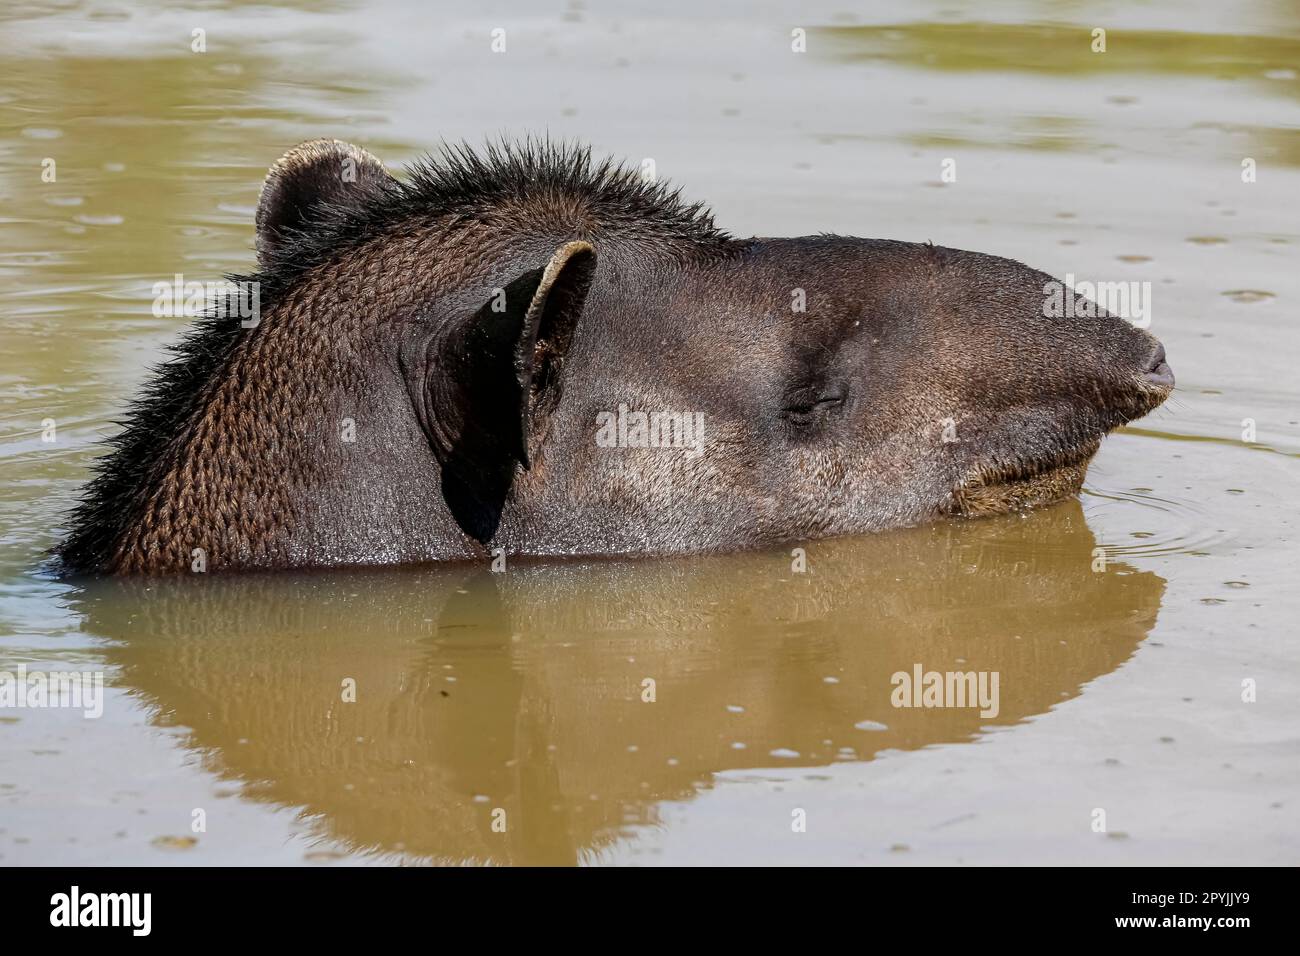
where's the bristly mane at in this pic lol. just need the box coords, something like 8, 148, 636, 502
56, 139, 731, 574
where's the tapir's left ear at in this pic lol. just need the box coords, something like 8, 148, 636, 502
427, 241, 597, 543
255, 139, 393, 266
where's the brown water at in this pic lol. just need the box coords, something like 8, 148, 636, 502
1, 0, 1297, 865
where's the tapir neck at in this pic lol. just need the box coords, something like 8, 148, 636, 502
103, 288, 476, 573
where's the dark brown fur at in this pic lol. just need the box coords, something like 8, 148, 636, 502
58, 139, 1172, 575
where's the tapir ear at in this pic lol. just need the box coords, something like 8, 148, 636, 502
427, 241, 596, 543
255, 139, 392, 266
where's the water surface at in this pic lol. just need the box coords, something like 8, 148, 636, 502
1, 0, 1297, 864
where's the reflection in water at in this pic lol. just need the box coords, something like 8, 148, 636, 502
65, 500, 1164, 865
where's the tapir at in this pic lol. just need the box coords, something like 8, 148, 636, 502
58, 139, 1174, 575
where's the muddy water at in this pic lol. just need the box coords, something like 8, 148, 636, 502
1, 0, 1297, 865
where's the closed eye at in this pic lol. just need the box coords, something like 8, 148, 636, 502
782, 391, 847, 420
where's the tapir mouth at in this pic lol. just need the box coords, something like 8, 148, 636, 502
943, 437, 1102, 518
943, 364, 1174, 519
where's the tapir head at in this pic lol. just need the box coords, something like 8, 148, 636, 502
60, 139, 1174, 573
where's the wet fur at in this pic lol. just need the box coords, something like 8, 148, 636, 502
58, 142, 730, 574
57, 139, 1170, 575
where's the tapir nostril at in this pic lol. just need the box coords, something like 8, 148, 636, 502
1142, 343, 1175, 388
